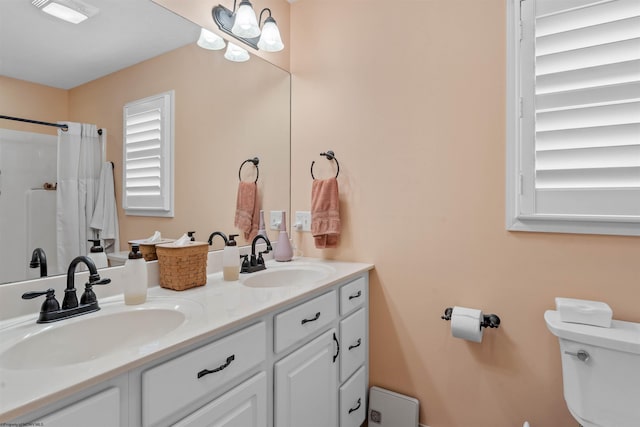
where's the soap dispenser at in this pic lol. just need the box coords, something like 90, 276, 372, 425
223, 234, 241, 281
87, 239, 108, 269
273, 211, 293, 262
124, 244, 148, 305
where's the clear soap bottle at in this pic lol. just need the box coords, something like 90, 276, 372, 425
124, 244, 148, 305
222, 234, 240, 281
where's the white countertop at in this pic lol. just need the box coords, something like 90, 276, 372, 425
0, 257, 373, 422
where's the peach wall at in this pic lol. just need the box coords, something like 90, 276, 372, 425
0, 77, 68, 134
69, 43, 290, 249
289, 1, 640, 426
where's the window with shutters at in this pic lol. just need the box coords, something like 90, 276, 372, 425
506, 0, 640, 236
123, 91, 174, 217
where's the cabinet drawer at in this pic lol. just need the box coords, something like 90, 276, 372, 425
36, 387, 120, 427
340, 308, 366, 382
339, 366, 366, 427
142, 322, 266, 427
339, 276, 366, 315
274, 290, 336, 353
173, 372, 267, 427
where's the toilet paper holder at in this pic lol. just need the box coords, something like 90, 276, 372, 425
441, 307, 501, 329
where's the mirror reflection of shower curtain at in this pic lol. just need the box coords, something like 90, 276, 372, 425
56, 122, 104, 273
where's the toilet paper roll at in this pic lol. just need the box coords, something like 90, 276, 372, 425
451, 306, 483, 343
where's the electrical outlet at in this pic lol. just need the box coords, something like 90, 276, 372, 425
270, 210, 283, 230
295, 211, 311, 232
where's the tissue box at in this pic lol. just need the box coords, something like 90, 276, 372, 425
555, 297, 613, 328
155, 242, 208, 291
129, 239, 174, 261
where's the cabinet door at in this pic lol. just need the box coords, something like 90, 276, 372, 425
274, 329, 338, 427
173, 372, 267, 427
35, 387, 120, 427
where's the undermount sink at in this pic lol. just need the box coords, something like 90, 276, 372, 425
0, 298, 202, 370
240, 263, 335, 288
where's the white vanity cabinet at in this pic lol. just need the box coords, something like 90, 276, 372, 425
8, 269, 370, 427
274, 276, 368, 427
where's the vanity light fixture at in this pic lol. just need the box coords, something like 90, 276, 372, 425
212, 2, 284, 53
197, 28, 226, 51
32, 0, 99, 24
224, 42, 250, 62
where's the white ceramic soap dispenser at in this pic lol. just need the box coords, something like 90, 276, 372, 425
222, 234, 241, 281
124, 244, 148, 305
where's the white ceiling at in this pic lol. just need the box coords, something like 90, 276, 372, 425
0, 0, 201, 89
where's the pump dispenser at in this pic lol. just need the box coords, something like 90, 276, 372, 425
87, 239, 108, 269
124, 244, 148, 305
223, 234, 241, 281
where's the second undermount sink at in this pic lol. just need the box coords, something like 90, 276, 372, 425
240, 263, 335, 288
0, 298, 202, 370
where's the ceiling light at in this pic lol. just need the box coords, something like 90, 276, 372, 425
197, 28, 226, 50
32, 0, 99, 24
224, 43, 250, 62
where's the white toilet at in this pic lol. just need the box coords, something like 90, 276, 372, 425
545, 309, 640, 427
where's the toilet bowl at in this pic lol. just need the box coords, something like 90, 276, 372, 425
545, 310, 640, 427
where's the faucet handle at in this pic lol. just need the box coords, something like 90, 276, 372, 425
22, 288, 60, 313
81, 276, 111, 305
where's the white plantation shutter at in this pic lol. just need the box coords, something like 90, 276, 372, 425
508, 0, 640, 235
123, 91, 174, 217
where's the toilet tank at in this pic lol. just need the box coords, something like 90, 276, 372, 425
545, 311, 640, 427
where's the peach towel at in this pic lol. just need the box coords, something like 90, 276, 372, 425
311, 177, 341, 248
235, 181, 260, 241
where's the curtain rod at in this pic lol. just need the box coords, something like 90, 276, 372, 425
0, 115, 103, 135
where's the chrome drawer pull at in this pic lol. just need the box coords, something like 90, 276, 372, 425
301, 311, 321, 325
197, 355, 235, 379
348, 290, 362, 300
348, 398, 361, 414
348, 338, 362, 351
564, 350, 590, 362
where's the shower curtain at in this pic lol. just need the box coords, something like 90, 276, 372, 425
56, 122, 104, 273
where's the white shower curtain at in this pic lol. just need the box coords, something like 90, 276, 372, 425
56, 122, 104, 273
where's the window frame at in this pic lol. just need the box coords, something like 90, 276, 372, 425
122, 90, 175, 218
505, 0, 640, 237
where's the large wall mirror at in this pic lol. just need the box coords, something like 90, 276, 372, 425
0, 0, 291, 285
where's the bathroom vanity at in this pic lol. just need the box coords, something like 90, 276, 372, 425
0, 258, 372, 427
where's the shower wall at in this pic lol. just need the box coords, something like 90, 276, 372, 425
0, 128, 59, 284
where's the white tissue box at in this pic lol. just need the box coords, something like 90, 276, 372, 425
555, 297, 612, 328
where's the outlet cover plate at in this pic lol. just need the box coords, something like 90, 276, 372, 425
270, 210, 283, 230
295, 211, 311, 232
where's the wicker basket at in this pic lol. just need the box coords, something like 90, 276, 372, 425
155, 241, 209, 291
128, 239, 174, 261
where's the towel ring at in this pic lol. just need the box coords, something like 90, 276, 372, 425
310, 151, 340, 179
238, 157, 259, 183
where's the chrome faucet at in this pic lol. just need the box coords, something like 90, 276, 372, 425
29, 248, 48, 277
22, 256, 111, 323
241, 235, 272, 273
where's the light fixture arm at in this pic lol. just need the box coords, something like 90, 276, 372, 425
258, 8, 272, 26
